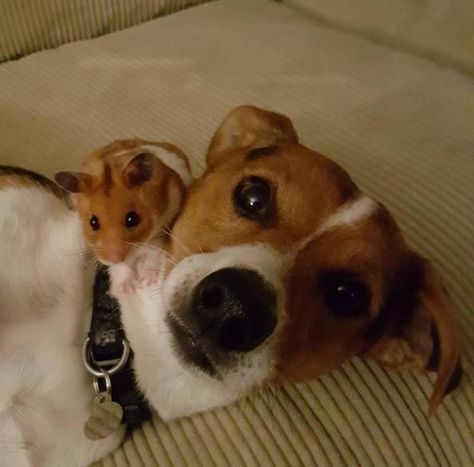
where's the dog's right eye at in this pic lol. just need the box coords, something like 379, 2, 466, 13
319, 270, 369, 318
233, 176, 273, 220
89, 215, 100, 231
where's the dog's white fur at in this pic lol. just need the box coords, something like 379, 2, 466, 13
316, 196, 378, 235
293, 196, 378, 257
115, 243, 285, 420
0, 188, 124, 466
0, 187, 285, 466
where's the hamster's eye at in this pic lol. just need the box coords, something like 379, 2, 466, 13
89, 215, 100, 231
125, 211, 140, 228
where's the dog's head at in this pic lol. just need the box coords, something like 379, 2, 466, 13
128, 106, 460, 419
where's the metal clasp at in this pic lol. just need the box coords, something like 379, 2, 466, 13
82, 336, 130, 378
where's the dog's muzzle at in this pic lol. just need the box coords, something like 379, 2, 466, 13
192, 267, 277, 353
168, 266, 278, 376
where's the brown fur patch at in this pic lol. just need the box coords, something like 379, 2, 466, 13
171, 143, 359, 262
246, 146, 279, 161
274, 205, 406, 382
102, 163, 113, 196
167, 105, 460, 412
0, 165, 66, 199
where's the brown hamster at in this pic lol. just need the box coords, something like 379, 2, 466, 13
55, 138, 192, 292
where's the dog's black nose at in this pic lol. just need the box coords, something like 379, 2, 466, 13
192, 268, 277, 353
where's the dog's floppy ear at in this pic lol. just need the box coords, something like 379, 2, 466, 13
206, 105, 299, 167
364, 253, 461, 416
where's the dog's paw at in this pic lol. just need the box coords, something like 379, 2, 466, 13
376, 338, 426, 371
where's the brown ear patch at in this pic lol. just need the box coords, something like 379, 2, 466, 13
206, 105, 299, 167
426, 325, 462, 396
365, 252, 425, 344
363, 252, 461, 415
123, 152, 156, 188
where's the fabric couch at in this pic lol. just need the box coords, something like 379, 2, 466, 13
0, 0, 472, 465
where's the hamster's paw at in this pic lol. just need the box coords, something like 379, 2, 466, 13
136, 249, 166, 287
121, 276, 137, 294
138, 268, 159, 287
110, 265, 137, 296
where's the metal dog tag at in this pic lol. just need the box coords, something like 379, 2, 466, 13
84, 392, 123, 440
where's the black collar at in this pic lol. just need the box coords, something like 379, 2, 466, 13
88, 266, 152, 429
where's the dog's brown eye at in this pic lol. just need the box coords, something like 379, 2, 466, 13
125, 211, 140, 228
90, 215, 100, 231
319, 270, 369, 318
233, 176, 272, 220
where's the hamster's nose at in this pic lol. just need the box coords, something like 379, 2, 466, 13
96, 244, 127, 264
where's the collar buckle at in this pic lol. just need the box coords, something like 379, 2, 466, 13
82, 336, 131, 378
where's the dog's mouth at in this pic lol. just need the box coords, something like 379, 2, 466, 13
167, 312, 221, 379
165, 265, 279, 378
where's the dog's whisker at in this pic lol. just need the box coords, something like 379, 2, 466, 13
164, 367, 188, 403
167, 311, 193, 335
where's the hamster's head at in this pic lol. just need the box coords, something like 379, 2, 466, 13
55, 144, 187, 265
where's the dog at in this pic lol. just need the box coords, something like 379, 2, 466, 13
0, 106, 461, 466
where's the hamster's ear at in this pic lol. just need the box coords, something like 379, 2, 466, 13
54, 171, 93, 194
364, 253, 461, 416
206, 105, 298, 168
123, 152, 157, 187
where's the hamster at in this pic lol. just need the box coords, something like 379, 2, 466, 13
55, 138, 192, 293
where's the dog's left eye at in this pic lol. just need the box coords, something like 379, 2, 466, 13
233, 176, 273, 220
319, 270, 369, 318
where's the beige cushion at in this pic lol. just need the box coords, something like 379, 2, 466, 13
0, 0, 213, 62
288, 0, 474, 72
0, 0, 472, 465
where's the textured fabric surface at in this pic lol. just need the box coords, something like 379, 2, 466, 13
0, 0, 473, 465
288, 0, 474, 76
0, 0, 213, 63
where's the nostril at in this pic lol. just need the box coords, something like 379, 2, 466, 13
199, 283, 224, 309
219, 315, 272, 353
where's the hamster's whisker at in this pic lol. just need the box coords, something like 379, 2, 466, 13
132, 241, 179, 266
159, 227, 193, 257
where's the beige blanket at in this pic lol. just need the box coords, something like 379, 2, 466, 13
0, 0, 472, 465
